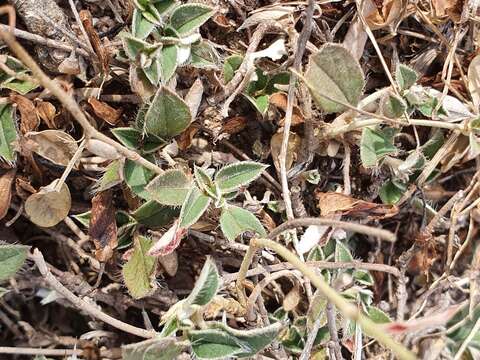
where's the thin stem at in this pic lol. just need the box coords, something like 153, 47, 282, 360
246, 238, 416, 360
0, 25, 164, 176
30, 249, 157, 339
0, 347, 80, 357
267, 217, 396, 243
236, 242, 258, 308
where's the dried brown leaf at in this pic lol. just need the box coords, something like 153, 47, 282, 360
35, 101, 57, 128
270, 93, 304, 126
270, 131, 301, 172
315, 192, 398, 219
80, 9, 109, 73
221, 116, 247, 135
177, 125, 199, 150
89, 190, 118, 262
0, 169, 16, 220
88, 97, 122, 125
158, 251, 178, 277
283, 283, 301, 311
25, 180, 71, 227
24, 130, 79, 167
10, 94, 39, 134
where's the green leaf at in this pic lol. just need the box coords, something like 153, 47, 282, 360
245, 94, 269, 114
353, 269, 374, 286
0, 105, 16, 162
132, 9, 155, 39
381, 93, 407, 119
335, 240, 353, 263
194, 166, 217, 198
178, 186, 211, 228
122, 34, 150, 60
360, 127, 397, 168
122, 236, 157, 299
122, 337, 186, 360
169, 4, 214, 35
189, 322, 283, 359
422, 130, 444, 160
0, 244, 29, 282
132, 200, 179, 228
111, 127, 166, 153
307, 291, 328, 330
72, 211, 91, 227
146, 169, 191, 206
367, 306, 392, 323
142, 56, 161, 85
95, 159, 123, 192
160, 45, 178, 83
304, 43, 365, 113
190, 41, 220, 69
215, 161, 267, 193
185, 257, 219, 306
0, 57, 38, 94
396, 64, 418, 91
379, 180, 405, 205
144, 86, 192, 138
219, 205, 266, 242
124, 157, 156, 200
223, 55, 242, 83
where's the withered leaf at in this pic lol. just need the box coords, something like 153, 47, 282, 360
0, 169, 16, 220
270, 131, 301, 172
80, 10, 109, 73
315, 192, 398, 219
88, 97, 123, 125
221, 116, 247, 135
35, 101, 57, 128
270, 93, 304, 126
89, 190, 118, 262
24, 130, 79, 167
177, 124, 199, 151
10, 94, 39, 134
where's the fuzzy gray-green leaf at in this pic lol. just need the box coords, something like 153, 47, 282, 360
219, 205, 266, 241
305, 43, 364, 113
0, 105, 16, 163
169, 4, 214, 35
0, 244, 29, 282
215, 161, 267, 193
122, 337, 186, 360
160, 45, 178, 83
178, 186, 211, 228
360, 127, 397, 168
122, 236, 157, 299
185, 257, 219, 306
146, 169, 191, 206
396, 64, 418, 91
132, 9, 155, 39
144, 86, 192, 138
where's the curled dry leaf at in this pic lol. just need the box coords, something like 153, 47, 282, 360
468, 54, 480, 111
80, 10, 110, 73
35, 101, 57, 128
431, 0, 464, 22
177, 124, 199, 150
0, 169, 16, 220
283, 283, 301, 312
315, 192, 398, 219
89, 190, 118, 262
25, 179, 71, 227
270, 93, 304, 126
24, 130, 79, 167
363, 0, 405, 30
148, 220, 187, 257
10, 94, 39, 134
221, 116, 247, 135
270, 131, 301, 172
184, 78, 204, 119
88, 97, 123, 125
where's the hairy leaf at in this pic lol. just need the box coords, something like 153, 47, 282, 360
132, 200, 179, 229
124, 158, 156, 200
215, 161, 267, 193
185, 257, 219, 306
122, 337, 186, 360
396, 64, 418, 91
146, 169, 191, 206
360, 127, 397, 168
219, 205, 266, 241
132, 9, 155, 39
160, 45, 178, 83
0, 244, 29, 281
169, 4, 215, 35
178, 186, 211, 228
0, 105, 17, 162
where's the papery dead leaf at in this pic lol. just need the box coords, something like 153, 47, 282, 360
468, 54, 480, 111
184, 78, 204, 119
80, 10, 109, 73
35, 101, 57, 128
177, 125, 199, 150
88, 97, 122, 125
10, 94, 39, 134
364, 0, 404, 30
25, 179, 71, 227
270, 131, 301, 172
89, 190, 118, 262
297, 224, 330, 255
158, 250, 178, 277
238, 7, 294, 30
205, 296, 246, 318
148, 221, 187, 257
270, 93, 304, 126
0, 169, 16, 220
432, 0, 464, 22
24, 130, 79, 167
283, 283, 301, 311
315, 192, 398, 219
86, 139, 121, 160
15, 176, 35, 200
221, 116, 247, 135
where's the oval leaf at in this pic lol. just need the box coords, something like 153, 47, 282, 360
215, 161, 267, 193
146, 169, 191, 206
219, 205, 266, 241
305, 43, 364, 113
178, 186, 211, 228
0, 105, 16, 163
185, 257, 220, 306
144, 86, 192, 138
169, 4, 214, 35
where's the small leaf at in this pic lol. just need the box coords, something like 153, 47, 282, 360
194, 165, 217, 198
132, 200, 179, 229
122, 235, 157, 299
122, 337, 186, 360
223, 55, 242, 83
185, 257, 220, 306
0, 287, 8, 298
132, 9, 155, 39
189, 329, 243, 359
307, 290, 328, 330
111, 127, 166, 153
396, 64, 418, 91
122, 35, 150, 60
381, 93, 407, 119
215, 161, 267, 193
0, 244, 29, 281
0, 169, 16, 220
367, 306, 392, 323
245, 94, 269, 115
305, 43, 365, 113
160, 45, 178, 83
190, 41, 220, 69
142, 56, 161, 85
335, 240, 354, 263
353, 269, 374, 286
169, 4, 215, 35
25, 180, 71, 228
146, 169, 191, 206
360, 127, 397, 168
219, 205, 266, 241
89, 190, 117, 262
379, 180, 405, 205
0, 104, 17, 162
94, 159, 123, 192
124, 158, 156, 200
178, 186, 211, 228
144, 86, 192, 138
